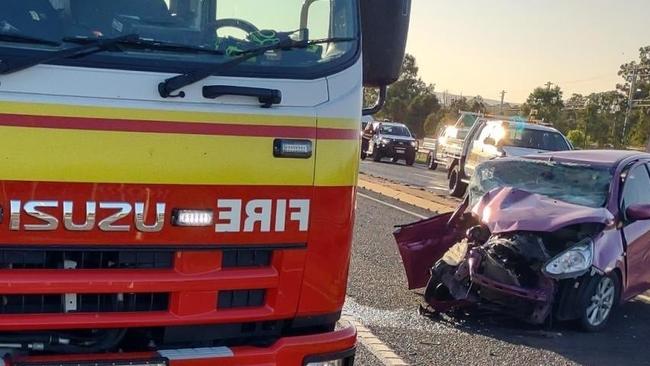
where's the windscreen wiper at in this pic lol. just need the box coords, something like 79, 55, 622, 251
65, 37, 225, 57
0, 34, 139, 75
0, 32, 61, 47
158, 37, 357, 98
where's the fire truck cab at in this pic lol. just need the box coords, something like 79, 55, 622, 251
0, 0, 410, 365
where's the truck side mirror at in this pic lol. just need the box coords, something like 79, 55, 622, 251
360, 0, 411, 87
361, 0, 411, 115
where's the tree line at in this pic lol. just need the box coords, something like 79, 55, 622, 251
366, 47, 650, 149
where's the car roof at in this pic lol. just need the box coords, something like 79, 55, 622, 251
523, 150, 650, 167
485, 120, 561, 133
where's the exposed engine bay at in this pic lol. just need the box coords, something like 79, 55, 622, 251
420, 215, 605, 324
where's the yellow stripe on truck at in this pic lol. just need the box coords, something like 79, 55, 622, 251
314, 139, 360, 187
0, 127, 357, 186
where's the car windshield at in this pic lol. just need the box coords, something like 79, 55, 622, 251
0, 0, 358, 76
468, 159, 613, 208
380, 125, 411, 137
501, 126, 570, 151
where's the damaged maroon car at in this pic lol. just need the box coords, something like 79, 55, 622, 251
395, 150, 650, 331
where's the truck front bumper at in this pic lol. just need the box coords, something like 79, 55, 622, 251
11, 325, 357, 366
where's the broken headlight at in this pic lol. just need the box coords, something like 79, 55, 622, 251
543, 238, 594, 279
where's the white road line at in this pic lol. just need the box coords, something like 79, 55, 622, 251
357, 193, 427, 219
342, 315, 409, 366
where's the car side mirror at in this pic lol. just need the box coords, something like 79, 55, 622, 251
626, 204, 650, 221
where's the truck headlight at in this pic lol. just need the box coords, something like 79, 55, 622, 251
410, 141, 417, 147
380, 138, 390, 145
543, 239, 594, 279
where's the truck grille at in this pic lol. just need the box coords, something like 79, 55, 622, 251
0, 244, 305, 330
222, 249, 272, 268
218, 289, 266, 309
0, 249, 173, 270
0, 293, 169, 314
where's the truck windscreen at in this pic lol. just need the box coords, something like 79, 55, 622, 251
0, 0, 359, 78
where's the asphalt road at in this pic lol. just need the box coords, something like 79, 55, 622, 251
349, 189, 650, 366
359, 160, 450, 194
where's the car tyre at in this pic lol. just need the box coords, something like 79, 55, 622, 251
578, 272, 620, 332
405, 151, 416, 166
448, 165, 467, 198
372, 146, 382, 162
427, 152, 438, 170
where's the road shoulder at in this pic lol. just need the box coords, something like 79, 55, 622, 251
358, 173, 459, 213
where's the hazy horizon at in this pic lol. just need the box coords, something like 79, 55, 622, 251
406, 0, 649, 103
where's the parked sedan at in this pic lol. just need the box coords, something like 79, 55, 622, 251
395, 150, 650, 331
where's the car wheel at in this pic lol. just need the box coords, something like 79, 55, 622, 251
372, 146, 382, 162
427, 152, 438, 170
579, 273, 620, 332
448, 165, 467, 198
405, 152, 416, 166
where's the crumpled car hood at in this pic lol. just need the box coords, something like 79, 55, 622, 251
471, 187, 614, 233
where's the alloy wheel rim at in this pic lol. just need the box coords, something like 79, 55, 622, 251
586, 277, 615, 326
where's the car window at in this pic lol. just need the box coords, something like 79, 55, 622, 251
503, 127, 570, 151
621, 165, 650, 220
379, 125, 411, 137
475, 124, 490, 143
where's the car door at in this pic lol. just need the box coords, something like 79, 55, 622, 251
620, 163, 650, 296
393, 211, 465, 289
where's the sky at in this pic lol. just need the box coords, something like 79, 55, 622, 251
406, 0, 650, 103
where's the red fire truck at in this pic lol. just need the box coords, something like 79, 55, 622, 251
0, 0, 410, 365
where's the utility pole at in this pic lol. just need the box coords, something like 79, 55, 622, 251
499, 90, 507, 114
544, 81, 554, 91
622, 67, 638, 147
